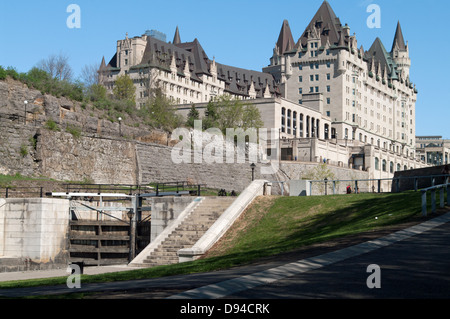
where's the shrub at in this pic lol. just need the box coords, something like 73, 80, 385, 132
44, 119, 60, 131
66, 125, 81, 138
0, 66, 7, 80
20, 144, 28, 157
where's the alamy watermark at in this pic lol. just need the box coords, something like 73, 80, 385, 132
366, 4, 381, 29
170, 120, 280, 175
66, 4, 81, 29
366, 264, 381, 289
66, 264, 82, 289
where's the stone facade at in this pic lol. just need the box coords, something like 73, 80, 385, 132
0, 198, 70, 270
416, 136, 450, 166
99, 30, 278, 108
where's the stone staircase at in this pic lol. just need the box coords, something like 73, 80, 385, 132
133, 197, 235, 267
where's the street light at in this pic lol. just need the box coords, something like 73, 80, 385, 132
118, 117, 122, 136
24, 101, 28, 124
250, 163, 256, 181
127, 209, 135, 263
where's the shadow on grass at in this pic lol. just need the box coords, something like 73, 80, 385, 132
1, 191, 446, 291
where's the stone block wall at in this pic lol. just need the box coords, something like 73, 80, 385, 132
150, 197, 195, 242
0, 198, 70, 271
36, 129, 138, 185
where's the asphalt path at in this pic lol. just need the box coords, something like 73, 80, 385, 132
1, 212, 449, 303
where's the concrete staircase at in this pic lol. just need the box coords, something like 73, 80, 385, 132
133, 197, 235, 267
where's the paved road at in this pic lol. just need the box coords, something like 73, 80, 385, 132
1, 213, 449, 301
171, 213, 450, 299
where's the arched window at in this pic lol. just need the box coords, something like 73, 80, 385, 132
287, 109, 292, 134
382, 160, 387, 172
293, 111, 297, 137
390, 161, 394, 173
299, 114, 304, 137
375, 157, 380, 170
397, 163, 401, 172
281, 108, 286, 133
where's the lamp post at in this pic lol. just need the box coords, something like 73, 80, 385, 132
118, 117, 122, 137
24, 100, 28, 124
127, 209, 135, 263
324, 178, 328, 196
250, 163, 256, 181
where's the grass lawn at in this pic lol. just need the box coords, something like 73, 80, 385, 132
0, 190, 444, 292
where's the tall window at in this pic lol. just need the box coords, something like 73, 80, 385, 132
299, 114, 304, 137
375, 158, 380, 170
293, 112, 297, 137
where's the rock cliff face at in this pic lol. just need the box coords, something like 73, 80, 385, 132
0, 79, 367, 193
36, 129, 138, 184
0, 79, 161, 185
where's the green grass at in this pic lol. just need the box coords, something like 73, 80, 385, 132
0, 191, 443, 292
0, 173, 38, 188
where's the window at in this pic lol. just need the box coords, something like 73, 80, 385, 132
310, 75, 314, 81
375, 157, 380, 170
327, 62, 331, 68
327, 98, 331, 104
327, 73, 331, 80
299, 76, 303, 82
310, 87, 314, 93
299, 88, 303, 94
315, 74, 319, 81
327, 85, 331, 92
382, 160, 387, 172
390, 162, 394, 173
299, 65, 303, 70
315, 86, 319, 93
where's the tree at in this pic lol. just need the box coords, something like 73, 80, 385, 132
203, 99, 220, 130
88, 83, 107, 101
186, 104, 200, 128
80, 63, 100, 88
37, 53, 73, 81
141, 90, 183, 132
242, 104, 264, 130
113, 74, 136, 104
202, 95, 264, 133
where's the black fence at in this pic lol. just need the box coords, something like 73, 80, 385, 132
59, 181, 205, 197
0, 187, 45, 198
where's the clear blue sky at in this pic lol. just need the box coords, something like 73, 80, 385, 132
0, 0, 448, 138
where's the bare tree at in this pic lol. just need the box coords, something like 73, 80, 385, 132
80, 63, 100, 87
37, 53, 73, 81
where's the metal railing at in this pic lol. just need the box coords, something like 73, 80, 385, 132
0, 187, 45, 198
59, 181, 205, 198
307, 174, 450, 196
421, 183, 450, 217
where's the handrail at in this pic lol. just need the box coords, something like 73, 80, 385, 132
420, 183, 450, 217
307, 174, 450, 195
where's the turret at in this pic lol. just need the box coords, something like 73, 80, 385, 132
391, 22, 411, 79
